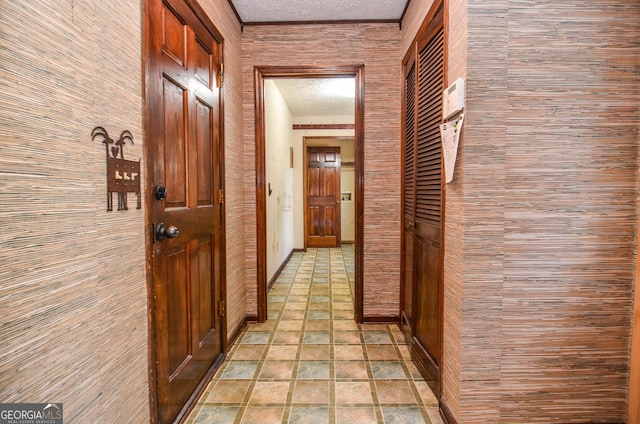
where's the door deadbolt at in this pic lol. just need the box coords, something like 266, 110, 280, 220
156, 185, 167, 200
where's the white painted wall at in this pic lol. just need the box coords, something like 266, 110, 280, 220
264, 80, 295, 282
340, 166, 355, 242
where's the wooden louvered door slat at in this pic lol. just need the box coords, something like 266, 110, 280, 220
401, 2, 444, 398
402, 59, 417, 341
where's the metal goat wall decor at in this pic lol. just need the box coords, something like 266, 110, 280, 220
91, 126, 141, 211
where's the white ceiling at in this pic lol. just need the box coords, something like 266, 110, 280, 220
230, 0, 408, 23
272, 78, 355, 117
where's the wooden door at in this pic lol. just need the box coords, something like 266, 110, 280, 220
402, 52, 417, 343
401, 3, 444, 398
145, 0, 224, 422
306, 146, 341, 248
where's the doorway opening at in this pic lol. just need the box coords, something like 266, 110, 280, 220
255, 66, 364, 323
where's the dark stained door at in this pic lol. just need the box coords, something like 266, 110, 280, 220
402, 53, 417, 343
306, 146, 341, 248
401, 4, 444, 398
146, 0, 224, 422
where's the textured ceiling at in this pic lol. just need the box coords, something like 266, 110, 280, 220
272, 78, 355, 117
230, 0, 408, 23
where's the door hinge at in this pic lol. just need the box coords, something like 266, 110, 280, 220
217, 63, 224, 88
218, 189, 224, 205
218, 300, 225, 317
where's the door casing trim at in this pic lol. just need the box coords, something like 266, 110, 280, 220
254, 65, 365, 322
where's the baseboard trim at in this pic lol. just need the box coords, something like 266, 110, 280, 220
226, 317, 250, 348
440, 398, 457, 424
362, 315, 401, 324
267, 249, 295, 290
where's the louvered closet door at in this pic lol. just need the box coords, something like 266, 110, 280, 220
402, 58, 416, 339
401, 4, 444, 397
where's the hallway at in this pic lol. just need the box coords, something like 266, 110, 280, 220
185, 247, 442, 423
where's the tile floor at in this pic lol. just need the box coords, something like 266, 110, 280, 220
185, 246, 442, 424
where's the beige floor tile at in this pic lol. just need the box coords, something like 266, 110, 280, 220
365, 344, 400, 361
277, 320, 304, 332
272, 331, 302, 344
292, 380, 331, 404
258, 361, 295, 380
397, 344, 412, 361
299, 344, 330, 360
308, 302, 330, 311
266, 345, 298, 360
334, 345, 364, 360
305, 319, 330, 331
333, 303, 354, 311
205, 380, 251, 403
246, 321, 277, 332
281, 309, 306, 320
285, 302, 307, 311
333, 320, 359, 331
249, 381, 291, 404
415, 381, 438, 406
336, 407, 378, 424
334, 331, 362, 344
333, 309, 355, 319
374, 380, 417, 404
240, 407, 285, 424
232, 344, 267, 361
334, 361, 369, 380
185, 248, 434, 424
335, 381, 374, 404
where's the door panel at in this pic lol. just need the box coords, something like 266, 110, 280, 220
306, 146, 341, 248
195, 237, 214, 343
414, 225, 441, 362
163, 78, 187, 208
146, 0, 224, 422
401, 3, 444, 399
167, 246, 189, 376
196, 100, 213, 205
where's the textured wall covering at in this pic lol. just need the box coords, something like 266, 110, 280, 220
0, 0, 245, 421
242, 23, 403, 318
443, 0, 467, 420
458, 0, 507, 420
402, 0, 467, 418
403, 0, 639, 422
0, 1, 148, 422
198, 0, 247, 342
496, 1, 638, 421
